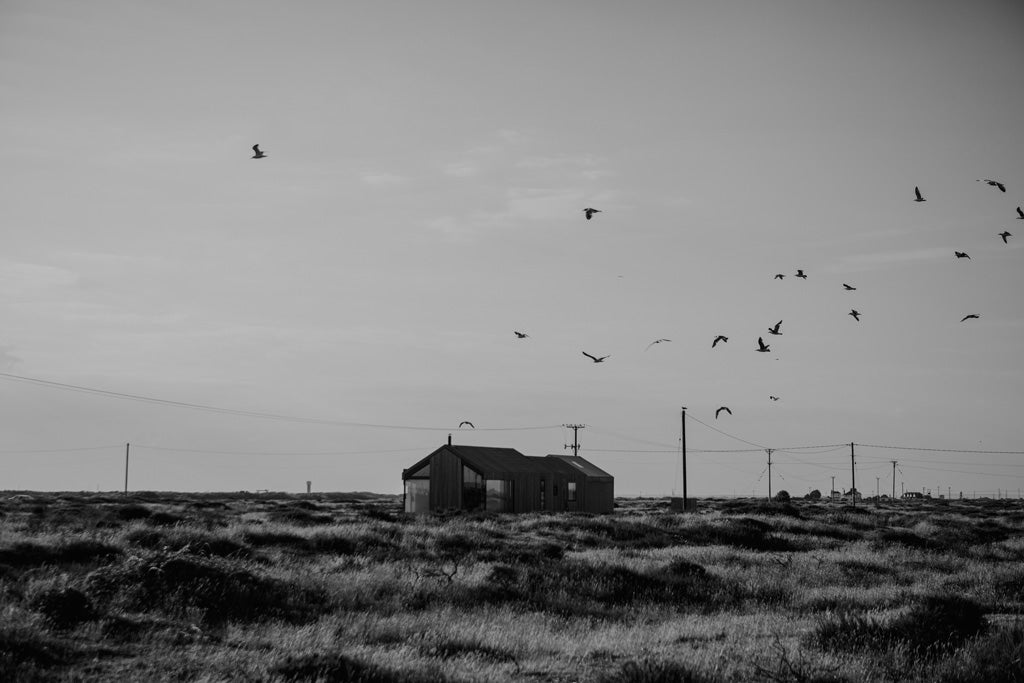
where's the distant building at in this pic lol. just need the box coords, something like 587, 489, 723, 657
402, 443, 614, 514
841, 488, 862, 503
902, 491, 924, 500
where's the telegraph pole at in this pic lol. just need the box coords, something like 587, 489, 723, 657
831, 475, 836, 503
891, 460, 898, 500
765, 448, 774, 501
124, 442, 130, 496
850, 442, 856, 506
563, 424, 584, 457
681, 407, 688, 510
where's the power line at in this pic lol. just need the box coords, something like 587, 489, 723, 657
855, 442, 1024, 455
0, 371, 561, 433
684, 413, 768, 449
0, 444, 122, 454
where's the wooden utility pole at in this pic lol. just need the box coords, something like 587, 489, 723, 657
765, 448, 774, 501
891, 460, 898, 499
681, 407, 688, 510
124, 442, 130, 496
850, 442, 856, 506
563, 424, 584, 457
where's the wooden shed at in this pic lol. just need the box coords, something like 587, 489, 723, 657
402, 443, 614, 514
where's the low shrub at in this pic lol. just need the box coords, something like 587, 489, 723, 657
271, 652, 436, 683
84, 549, 325, 625
0, 539, 121, 569
810, 595, 987, 659
28, 587, 97, 629
596, 658, 712, 683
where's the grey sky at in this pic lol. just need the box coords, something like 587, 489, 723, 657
2, 1, 1023, 497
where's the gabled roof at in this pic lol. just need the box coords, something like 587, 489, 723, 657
545, 454, 614, 480
403, 445, 613, 481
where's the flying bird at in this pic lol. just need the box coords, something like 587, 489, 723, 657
999, 231, 1012, 243
715, 406, 732, 419
843, 283, 856, 291
1017, 207, 1023, 219
756, 337, 771, 353
712, 335, 728, 348
774, 273, 785, 280
769, 396, 780, 401
978, 179, 1006, 192
582, 351, 610, 363
514, 331, 529, 338
251, 144, 266, 159
768, 320, 783, 336
583, 208, 601, 220
645, 339, 671, 351
955, 251, 970, 259
914, 186, 925, 202
849, 309, 861, 321
960, 314, 980, 322
795, 269, 807, 279
459, 421, 475, 428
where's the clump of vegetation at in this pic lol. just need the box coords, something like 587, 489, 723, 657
596, 658, 713, 683
810, 594, 987, 658
28, 587, 97, 629
271, 652, 435, 683
84, 548, 324, 625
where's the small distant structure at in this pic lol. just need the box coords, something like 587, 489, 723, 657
402, 442, 614, 514
306, 481, 312, 495
902, 491, 925, 500
841, 488, 862, 503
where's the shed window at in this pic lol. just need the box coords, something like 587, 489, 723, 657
404, 480, 430, 513
463, 466, 485, 511
486, 480, 512, 512
567, 482, 577, 502
539, 479, 546, 510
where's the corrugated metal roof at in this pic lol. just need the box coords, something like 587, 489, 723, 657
545, 454, 614, 480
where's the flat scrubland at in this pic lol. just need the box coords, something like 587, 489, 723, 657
1, 493, 1022, 682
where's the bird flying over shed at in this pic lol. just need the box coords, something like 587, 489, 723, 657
715, 406, 732, 419
1017, 207, 1023, 219
774, 274, 785, 280
978, 179, 1006, 192
459, 421, 475, 428
756, 337, 771, 353
795, 269, 807, 279
960, 314, 980, 322
999, 231, 1012, 243
514, 331, 529, 338
955, 251, 970, 259
843, 283, 856, 291
582, 351, 610, 363
251, 144, 266, 159
583, 208, 601, 220
914, 186, 925, 202
645, 339, 671, 351
768, 320, 783, 336
712, 335, 728, 348
849, 309, 861, 321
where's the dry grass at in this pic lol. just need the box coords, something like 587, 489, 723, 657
0, 492, 1021, 681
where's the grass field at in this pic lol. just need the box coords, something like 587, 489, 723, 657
0, 492, 1022, 682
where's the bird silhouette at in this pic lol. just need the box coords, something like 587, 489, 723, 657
756, 337, 771, 353
645, 339, 671, 351
769, 396, 780, 401
712, 335, 728, 348
999, 231, 1012, 243
955, 251, 970, 259
768, 320, 783, 336
849, 309, 861, 321
582, 351, 610, 363
715, 406, 732, 419
843, 283, 856, 291
774, 273, 785, 280
1017, 207, 1023, 219
960, 314, 980, 322
459, 421, 475, 428
978, 179, 1006, 192
514, 331, 529, 338
251, 144, 266, 159
914, 186, 925, 202
583, 208, 601, 220
795, 269, 807, 279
